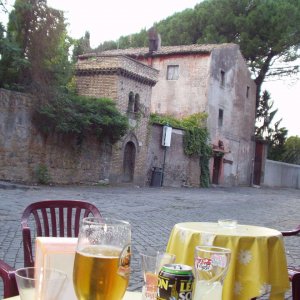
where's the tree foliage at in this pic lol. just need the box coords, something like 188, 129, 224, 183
34, 94, 129, 144
72, 31, 91, 59
0, 0, 73, 92
282, 136, 300, 165
1, 0, 128, 146
256, 90, 289, 161
255, 90, 278, 138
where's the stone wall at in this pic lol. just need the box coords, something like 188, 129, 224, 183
0, 89, 112, 184
0, 89, 200, 188
146, 124, 200, 187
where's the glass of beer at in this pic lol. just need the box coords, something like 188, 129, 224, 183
73, 217, 131, 300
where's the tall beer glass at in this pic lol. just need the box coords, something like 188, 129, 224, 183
73, 217, 131, 300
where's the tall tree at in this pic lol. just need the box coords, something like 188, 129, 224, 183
255, 90, 288, 160
282, 136, 300, 165
255, 90, 278, 138
1, 0, 72, 92
72, 31, 91, 58
192, 0, 300, 108
267, 121, 288, 161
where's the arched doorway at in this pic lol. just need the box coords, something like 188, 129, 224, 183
123, 141, 136, 182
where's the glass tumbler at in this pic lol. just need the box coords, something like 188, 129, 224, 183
15, 267, 68, 300
140, 250, 176, 300
193, 245, 231, 300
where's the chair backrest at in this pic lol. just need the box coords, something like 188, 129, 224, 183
281, 225, 300, 300
21, 200, 102, 267
288, 267, 300, 300
0, 259, 19, 298
281, 224, 300, 236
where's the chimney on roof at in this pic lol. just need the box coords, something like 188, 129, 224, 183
148, 27, 161, 53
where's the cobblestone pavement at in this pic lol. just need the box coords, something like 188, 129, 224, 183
0, 183, 299, 299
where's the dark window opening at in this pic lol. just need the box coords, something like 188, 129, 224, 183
218, 109, 224, 127
134, 94, 140, 113
246, 86, 250, 98
128, 92, 134, 112
220, 70, 225, 87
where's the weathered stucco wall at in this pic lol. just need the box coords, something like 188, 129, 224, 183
0, 89, 112, 184
140, 53, 210, 117
146, 124, 200, 187
207, 45, 256, 186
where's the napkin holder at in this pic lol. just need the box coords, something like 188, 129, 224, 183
35, 237, 77, 299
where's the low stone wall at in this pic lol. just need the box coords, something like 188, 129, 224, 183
0, 89, 112, 184
0, 89, 201, 187
146, 124, 200, 187
263, 159, 300, 189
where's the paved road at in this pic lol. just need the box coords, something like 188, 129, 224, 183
0, 183, 299, 298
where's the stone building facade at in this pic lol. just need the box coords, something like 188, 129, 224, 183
0, 89, 112, 184
86, 43, 257, 186
76, 55, 158, 186
0, 42, 256, 188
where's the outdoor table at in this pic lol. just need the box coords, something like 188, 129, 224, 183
166, 222, 290, 300
5, 291, 142, 299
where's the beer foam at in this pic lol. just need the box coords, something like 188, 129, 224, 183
78, 245, 121, 258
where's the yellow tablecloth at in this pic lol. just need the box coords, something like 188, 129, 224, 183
166, 222, 290, 300
5, 291, 142, 300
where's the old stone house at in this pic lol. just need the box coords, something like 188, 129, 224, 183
75, 55, 158, 186
78, 42, 257, 186
0, 41, 256, 187
0, 56, 159, 186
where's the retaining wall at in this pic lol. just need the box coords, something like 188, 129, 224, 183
263, 159, 300, 189
0, 88, 112, 184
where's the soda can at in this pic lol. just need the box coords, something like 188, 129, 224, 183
157, 264, 194, 300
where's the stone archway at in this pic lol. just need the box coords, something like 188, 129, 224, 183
123, 141, 136, 182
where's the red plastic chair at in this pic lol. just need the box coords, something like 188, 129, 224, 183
281, 224, 300, 236
282, 225, 300, 300
0, 259, 19, 298
21, 200, 102, 267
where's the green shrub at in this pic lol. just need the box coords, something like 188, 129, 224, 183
35, 164, 51, 184
33, 93, 129, 144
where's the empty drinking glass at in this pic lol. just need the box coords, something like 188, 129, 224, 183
15, 267, 68, 300
140, 250, 176, 300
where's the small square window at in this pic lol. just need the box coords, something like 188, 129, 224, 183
218, 109, 223, 127
167, 65, 179, 80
